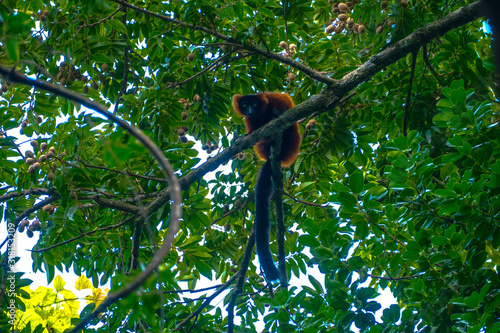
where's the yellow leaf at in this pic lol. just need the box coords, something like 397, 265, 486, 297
75, 275, 93, 291
53, 275, 66, 292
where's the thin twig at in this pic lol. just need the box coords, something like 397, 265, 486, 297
163, 284, 223, 295
422, 44, 444, 85
227, 228, 256, 333
168, 52, 246, 89
283, 192, 329, 207
174, 271, 241, 331
77, 158, 168, 182
31, 216, 133, 253
368, 273, 424, 280
362, 208, 405, 246
403, 50, 419, 137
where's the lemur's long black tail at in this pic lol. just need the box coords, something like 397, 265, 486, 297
255, 160, 280, 282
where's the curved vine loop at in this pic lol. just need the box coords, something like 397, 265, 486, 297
0, 65, 182, 332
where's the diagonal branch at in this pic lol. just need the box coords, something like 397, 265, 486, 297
15, 195, 60, 224
0, 188, 54, 202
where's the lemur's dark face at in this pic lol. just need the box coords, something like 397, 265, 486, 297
238, 95, 262, 117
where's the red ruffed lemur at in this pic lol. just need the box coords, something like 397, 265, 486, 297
232, 92, 301, 282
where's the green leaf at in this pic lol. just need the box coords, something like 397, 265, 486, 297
337, 191, 358, 208
107, 19, 127, 34
431, 236, 448, 246
349, 170, 364, 194
479, 284, 491, 303
435, 189, 457, 198
464, 292, 479, 309
469, 250, 487, 270
189, 251, 212, 259
259, 8, 275, 18
194, 259, 213, 279
433, 112, 453, 127
364, 301, 382, 312
356, 287, 375, 301
450, 88, 466, 106
388, 167, 408, 183
406, 241, 421, 253
6, 38, 19, 62
299, 234, 320, 248
438, 202, 458, 216
382, 304, 400, 323
308, 275, 324, 294
353, 312, 375, 329
485, 294, 500, 315
179, 236, 202, 250
392, 136, 408, 150
450, 231, 465, 246
487, 173, 500, 189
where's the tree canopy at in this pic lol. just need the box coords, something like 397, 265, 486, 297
0, 0, 499, 332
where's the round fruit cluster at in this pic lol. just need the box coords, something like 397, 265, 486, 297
25, 140, 57, 181
18, 219, 42, 238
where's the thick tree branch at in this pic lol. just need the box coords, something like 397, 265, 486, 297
0, 184, 148, 217
0, 188, 54, 202
91, 195, 139, 214
130, 218, 143, 271
14, 195, 60, 224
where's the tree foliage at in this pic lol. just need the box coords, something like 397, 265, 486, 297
0, 0, 499, 332
13, 275, 107, 333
